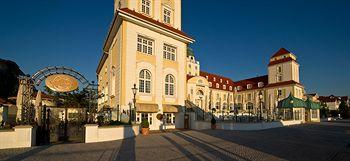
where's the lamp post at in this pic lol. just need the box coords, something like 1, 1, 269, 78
131, 84, 138, 124
259, 91, 263, 121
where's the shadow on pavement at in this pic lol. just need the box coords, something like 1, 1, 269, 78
173, 132, 251, 161
112, 126, 136, 161
162, 135, 211, 161
196, 125, 350, 161
5, 145, 52, 161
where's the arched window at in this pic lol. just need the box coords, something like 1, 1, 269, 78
165, 74, 175, 96
139, 69, 151, 93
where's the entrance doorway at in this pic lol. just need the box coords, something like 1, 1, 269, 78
184, 114, 189, 129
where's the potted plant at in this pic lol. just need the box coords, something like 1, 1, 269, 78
211, 117, 217, 129
140, 119, 150, 135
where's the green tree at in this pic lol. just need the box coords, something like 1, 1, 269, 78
320, 102, 329, 118
338, 101, 349, 119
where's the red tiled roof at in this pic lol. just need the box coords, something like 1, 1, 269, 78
186, 75, 195, 81
268, 57, 295, 66
271, 48, 290, 58
265, 80, 303, 88
119, 8, 193, 40
234, 75, 268, 92
199, 71, 234, 92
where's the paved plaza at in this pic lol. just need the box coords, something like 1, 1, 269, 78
1, 123, 349, 161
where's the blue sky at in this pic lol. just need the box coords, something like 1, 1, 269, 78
1, 0, 349, 96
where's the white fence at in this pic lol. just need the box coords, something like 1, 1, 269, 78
85, 124, 139, 143
0, 125, 36, 149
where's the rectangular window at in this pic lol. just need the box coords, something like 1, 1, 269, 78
145, 80, 151, 93
137, 36, 153, 55
312, 110, 317, 118
247, 94, 252, 101
237, 95, 242, 102
166, 113, 172, 124
163, 44, 176, 61
149, 113, 153, 125
278, 75, 283, 82
278, 89, 283, 97
163, 8, 171, 24
141, 0, 151, 15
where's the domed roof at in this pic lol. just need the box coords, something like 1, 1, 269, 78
277, 94, 306, 109
187, 47, 194, 57
305, 98, 321, 109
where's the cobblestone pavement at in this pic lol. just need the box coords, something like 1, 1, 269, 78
1, 123, 349, 161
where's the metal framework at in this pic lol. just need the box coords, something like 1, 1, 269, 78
31, 66, 90, 88
18, 75, 34, 124
19, 66, 91, 124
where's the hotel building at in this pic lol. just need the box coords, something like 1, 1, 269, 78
97, 0, 310, 130
96, 0, 194, 130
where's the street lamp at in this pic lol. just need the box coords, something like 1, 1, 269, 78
259, 91, 263, 121
131, 84, 138, 124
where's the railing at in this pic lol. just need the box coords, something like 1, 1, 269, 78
185, 100, 213, 121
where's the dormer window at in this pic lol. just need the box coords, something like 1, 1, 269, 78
220, 79, 223, 83
209, 82, 212, 87
216, 83, 219, 88
206, 76, 208, 79
223, 85, 226, 90
229, 86, 232, 91
226, 80, 229, 84
213, 77, 216, 82
258, 82, 264, 88
237, 86, 242, 90
141, 0, 151, 15
247, 84, 252, 89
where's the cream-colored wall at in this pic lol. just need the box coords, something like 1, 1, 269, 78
111, 21, 187, 129
187, 76, 210, 111
97, 23, 123, 111
186, 56, 200, 76
121, 0, 181, 30
0, 126, 35, 149
85, 124, 139, 143
266, 85, 294, 110
210, 89, 234, 113
268, 61, 300, 84
122, 21, 186, 107
235, 89, 267, 113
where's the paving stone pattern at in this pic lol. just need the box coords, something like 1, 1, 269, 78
0, 123, 349, 161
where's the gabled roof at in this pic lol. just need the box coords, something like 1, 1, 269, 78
271, 48, 290, 58
234, 75, 268, 91
119, 8, 193, 40
278, 94, 306, 109
199, 71, 234, 92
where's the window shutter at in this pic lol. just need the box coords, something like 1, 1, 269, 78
274, 90, 278, 98
283, 89, 286, 97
